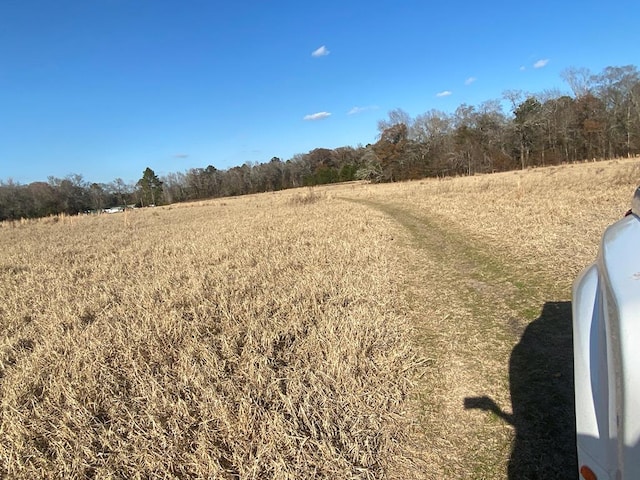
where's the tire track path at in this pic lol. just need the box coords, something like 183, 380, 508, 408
342, 197, 576, 479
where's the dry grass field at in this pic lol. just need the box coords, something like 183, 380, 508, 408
334, 157, 640, 478
1, 158, 639, 479
0, 192, 422, 479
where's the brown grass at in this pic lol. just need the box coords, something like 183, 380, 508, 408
0, 195, 421, 479
333, 157, 640, 478
2, 158, 639, 479
342, 158, 640, 290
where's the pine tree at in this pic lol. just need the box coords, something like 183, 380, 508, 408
137, 168, 163, 207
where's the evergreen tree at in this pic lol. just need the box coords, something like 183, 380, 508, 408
137, 167, 163, 206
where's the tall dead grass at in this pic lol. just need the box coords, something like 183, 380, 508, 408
0, 195, 420, 479
338, 158, 640, 294
330, 158, 640, 477
3, 158, 638, 478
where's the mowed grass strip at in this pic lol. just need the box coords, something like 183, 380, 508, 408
340, 197, 517, 478
347, 158, 640, 291
334, 158, 640, 478
0, 192, 422, 479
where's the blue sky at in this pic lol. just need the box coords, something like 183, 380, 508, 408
2, 0, 639, 185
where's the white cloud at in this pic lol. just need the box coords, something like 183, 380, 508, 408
464, 77, 477, 85
311, 45, 330, 57
520, 65, 526, 71
347, 105, 379, 115
303, 111, 331, 121
173, 153, 189, 159
533, 59, 549, 69
436, 90, 452, 97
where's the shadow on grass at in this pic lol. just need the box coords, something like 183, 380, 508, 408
464, 301, 577, 479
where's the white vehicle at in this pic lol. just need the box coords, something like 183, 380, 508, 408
103, 206, 124, 214
573, 187, 640, 480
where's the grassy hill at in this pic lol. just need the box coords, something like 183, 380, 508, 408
1, 158, 638, 478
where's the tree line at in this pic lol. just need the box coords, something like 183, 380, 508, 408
0, 171, 163, 221
2, 65, 640, 221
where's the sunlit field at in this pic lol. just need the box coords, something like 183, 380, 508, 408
336, 157, 640, 283
0, 191, 421, 479
1, 157, 639, 478
334, 157, 640, 478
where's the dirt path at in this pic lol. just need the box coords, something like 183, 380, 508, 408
343, 197, 577, 479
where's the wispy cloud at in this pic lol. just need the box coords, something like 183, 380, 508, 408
533, 59, 549, 69
173, 153, 189, 159
303, 111, 331, 121
436, 90, 452, 97
464, 77, 477, 85
347, 105, 379, 115
311, 45, 330, 57
520, 65, 526, 71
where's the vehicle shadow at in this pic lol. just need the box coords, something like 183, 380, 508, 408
464, 301, 577, 479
